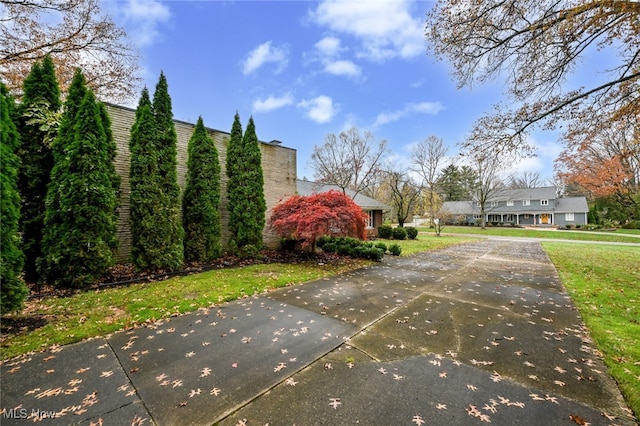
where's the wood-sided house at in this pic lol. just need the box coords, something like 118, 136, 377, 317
296, 179, 390, 234
440, 187, 589, 227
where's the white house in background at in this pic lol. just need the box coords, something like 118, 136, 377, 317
296, 179, 390, 234
440, 187, 589, 227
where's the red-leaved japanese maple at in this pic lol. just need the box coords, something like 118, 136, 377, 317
269, 190, 367, 250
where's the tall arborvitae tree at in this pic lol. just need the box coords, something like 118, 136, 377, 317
1, 82, 28, 313
237, 117, 266, 250
182, 117, 222, 262
225, 112, 244, 253
17, 55, 61, 283
38, 69, 87, 282
152, 72, 183, 269
129, 88, 161, 270
40, 86, 120, 288
129, 76, 183, 271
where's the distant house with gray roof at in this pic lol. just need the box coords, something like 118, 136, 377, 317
439, 187, 589, 227
296, 179, 390, 234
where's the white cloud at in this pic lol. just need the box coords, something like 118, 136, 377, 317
309, 36, 361, 79
120, 0, 171, 47
242, 41, 289, 75
297, 96, 336, 123
310, 0, 424, 61
373, 101, 444, 127
324, 60, 361, 78
252, 94, 294, 113
315, 36, 343, 57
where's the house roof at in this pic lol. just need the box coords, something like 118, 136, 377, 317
441, 196, 589, 215
554, 197, 589, 213
440, 201, 478, 215
491, 186, 558, 202
296, 179, 390, 211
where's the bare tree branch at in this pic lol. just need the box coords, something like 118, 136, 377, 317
0, 0, 141, 102
310, 127, 388, 200
427, 0, 639, 158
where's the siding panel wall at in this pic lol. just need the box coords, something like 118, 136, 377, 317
106, 104, 297, 262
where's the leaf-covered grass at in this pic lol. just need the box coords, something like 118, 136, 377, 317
380, 235, 480, 256
1, 260, 368, 360
425, 225, 640, 244
542, 243, 640, 418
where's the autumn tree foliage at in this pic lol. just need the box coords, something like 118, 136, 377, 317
556, 116, 640, 220
311, 127, 388, 199
182, 117, 222, 262
0, 0, 140, 102
270, 190, 367, 251
16, 55, 60, 283
425, 1, 640, 158
1, 82, 28, 313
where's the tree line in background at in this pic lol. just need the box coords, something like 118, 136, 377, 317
0, 57, 266, 314
3, 0, 639, 311
310, 126, 640, 230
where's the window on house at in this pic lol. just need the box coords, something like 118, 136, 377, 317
507, 200, 514, 206
523, 200, 530, 206
491, 201, 498, 207
541, 199, 549, 206
476, 201, 481, 208
473, 214, 482, 220
365, 210, 374, 228
565, 212, 574, 221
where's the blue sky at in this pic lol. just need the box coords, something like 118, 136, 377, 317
106, 0, 565, 182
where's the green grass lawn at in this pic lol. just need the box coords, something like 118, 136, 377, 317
0, 260, 369, 360
425, 225, 640, 243
542, 243, 640, 419
2, 233, 637, 419
383, 235, 479, 256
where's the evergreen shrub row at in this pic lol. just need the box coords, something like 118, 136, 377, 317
377, 225, 418, 240
316, 236, 403, 259
317, 236, 385, 261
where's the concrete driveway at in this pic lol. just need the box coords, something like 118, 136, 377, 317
1, 239, 635, 425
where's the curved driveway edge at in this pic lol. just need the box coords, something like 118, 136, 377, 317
1, 240, 635, 425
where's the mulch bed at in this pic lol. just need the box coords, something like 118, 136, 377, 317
1, 251, 357, 338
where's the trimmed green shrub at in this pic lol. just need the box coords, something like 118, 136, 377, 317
318, 236, 384, 261
353, 246, 384, 261
392, 227, 407, 240
375, 242, 387, 252
388, 244, 402, 256
405, 226, 418, 240
621, 221, 640, 229
279, 238, 298, 251
378, 224, 393, 239
316, 235, 332, 248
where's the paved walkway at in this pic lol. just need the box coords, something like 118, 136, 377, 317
1, 240, 635, 425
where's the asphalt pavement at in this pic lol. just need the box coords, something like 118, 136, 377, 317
1, 239, 636, 425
